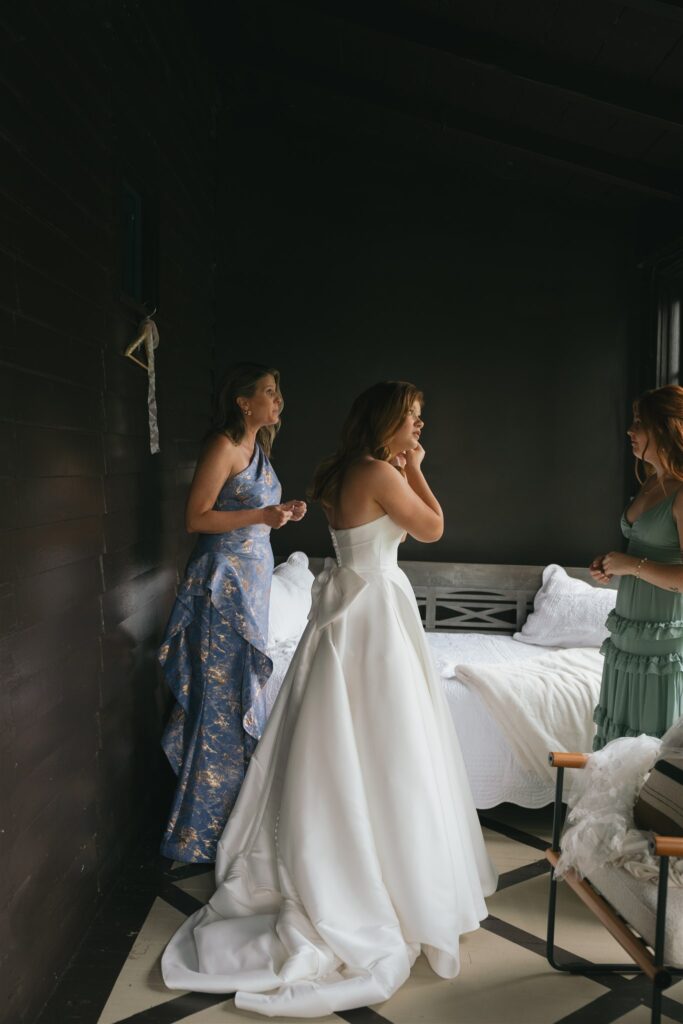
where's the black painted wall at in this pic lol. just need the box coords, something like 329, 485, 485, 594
0, 3, 216, 1021
217, 120, 642, 567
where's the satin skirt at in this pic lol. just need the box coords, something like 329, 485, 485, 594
162, 563, 497, 1017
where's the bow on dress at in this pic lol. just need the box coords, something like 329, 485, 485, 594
307, 559, 368, 631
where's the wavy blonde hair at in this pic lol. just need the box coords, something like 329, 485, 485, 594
634, 384, 683, 486
310, 380, 423, 507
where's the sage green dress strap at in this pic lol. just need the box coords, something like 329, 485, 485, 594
593, 490, 683, 749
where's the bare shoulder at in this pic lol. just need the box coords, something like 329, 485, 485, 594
206, 431, 236, 453
198, 432, 238, 472
345, 457, 401, 492
349, 457, 396, 481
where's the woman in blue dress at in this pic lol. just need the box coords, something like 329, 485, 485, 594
159, 363, 306, 863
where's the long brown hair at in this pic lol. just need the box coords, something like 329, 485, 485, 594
310, 380, 423, 507
634, 384, 683, 485
207, 362, 282, 457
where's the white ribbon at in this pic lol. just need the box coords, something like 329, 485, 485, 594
124, 316, 160, 453
143, 319, 160, 454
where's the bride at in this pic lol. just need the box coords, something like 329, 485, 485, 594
161, 381, 498, 1017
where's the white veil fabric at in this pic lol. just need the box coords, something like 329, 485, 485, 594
556, 718, 683, 886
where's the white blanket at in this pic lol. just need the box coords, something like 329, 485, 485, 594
454, 648, 603, 783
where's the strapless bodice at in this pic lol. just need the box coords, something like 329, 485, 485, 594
329, 514, 404, 571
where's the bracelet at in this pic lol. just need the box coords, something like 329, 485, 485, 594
634, 556, 648, 580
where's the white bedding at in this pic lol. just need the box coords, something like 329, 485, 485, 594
267, 631, 601, 810
428, 633, 569, 808
455, 648, 602, 787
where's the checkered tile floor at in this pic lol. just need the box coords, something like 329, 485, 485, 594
37, 806, 683, 1024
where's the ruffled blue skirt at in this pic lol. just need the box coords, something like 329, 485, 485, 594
159, 550, 272, 862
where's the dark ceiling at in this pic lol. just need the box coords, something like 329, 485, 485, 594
195, 0, 683, 222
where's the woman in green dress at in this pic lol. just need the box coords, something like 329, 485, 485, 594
590, 384, 683, 749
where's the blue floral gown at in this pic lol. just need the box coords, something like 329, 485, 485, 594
159, 443, 281, 863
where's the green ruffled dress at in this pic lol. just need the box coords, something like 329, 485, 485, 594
594, 491, 683, 750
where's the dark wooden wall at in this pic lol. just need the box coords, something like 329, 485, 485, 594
217, 119, 643, 568
0, 3, 216, 1021
0, 3, 663, 1020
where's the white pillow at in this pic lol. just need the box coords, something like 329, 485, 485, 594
513, 563, 617, 648
268, 552, 314, 646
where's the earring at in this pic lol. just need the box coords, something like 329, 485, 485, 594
246, 409, 252, 416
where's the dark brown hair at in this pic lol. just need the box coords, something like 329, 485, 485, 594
310, 380, 423, 507
634, 384, 683, 485
208, 362, 282, 456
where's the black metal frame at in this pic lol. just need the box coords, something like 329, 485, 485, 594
546, 763, 683, 1024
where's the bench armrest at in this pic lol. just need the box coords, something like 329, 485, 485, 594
648, 834, 683, 858
548, 751, 590, 769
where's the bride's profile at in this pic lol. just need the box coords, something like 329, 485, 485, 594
161, 381, 498, 1017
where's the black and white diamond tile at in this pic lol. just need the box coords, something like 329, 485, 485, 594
37, 809, 683, 1024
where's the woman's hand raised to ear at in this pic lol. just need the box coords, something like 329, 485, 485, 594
404, 442, 426, 471
392, 442, 426, 473
366, 450, 443, 543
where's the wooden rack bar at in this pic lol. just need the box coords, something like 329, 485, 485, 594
545, 849, 669, 985
649, 835, 683, 858
548, 752, 590, 769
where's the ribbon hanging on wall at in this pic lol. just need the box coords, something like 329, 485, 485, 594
124, 315, 161, 454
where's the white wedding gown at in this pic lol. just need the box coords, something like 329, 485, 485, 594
162, 515, 498, 1017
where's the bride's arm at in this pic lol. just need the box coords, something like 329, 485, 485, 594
388, 454, 408, 541
368, 447, 444, 543
402, 446, 442, 518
